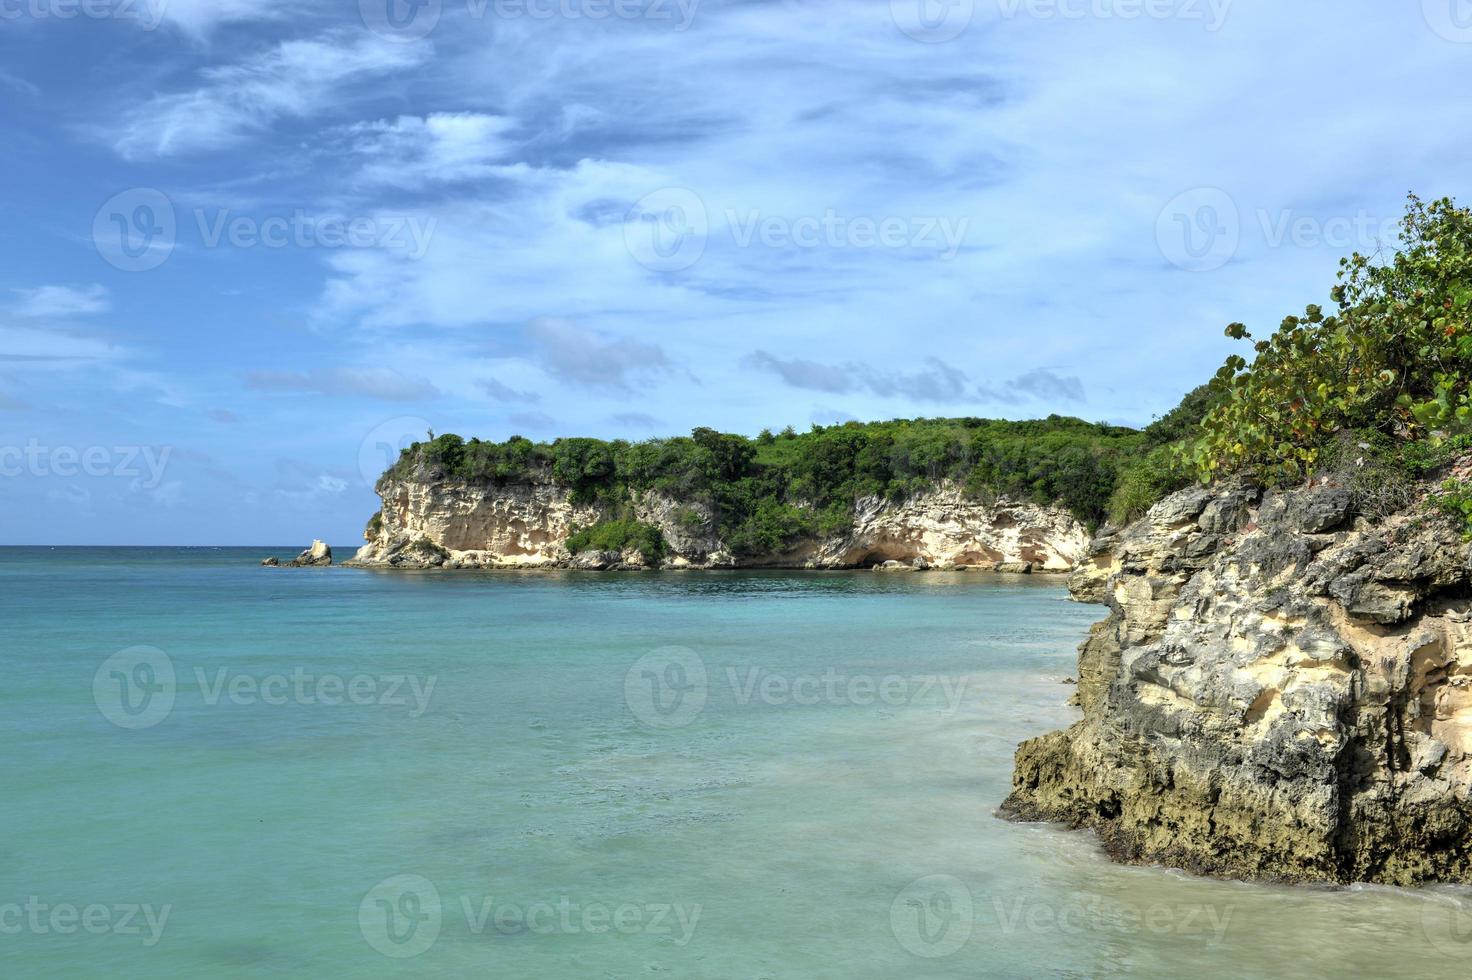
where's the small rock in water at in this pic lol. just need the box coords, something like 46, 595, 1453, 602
260, 556, 279, 567
289, 539, 333, 567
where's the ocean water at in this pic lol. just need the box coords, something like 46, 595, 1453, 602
5, 547, 1472, 978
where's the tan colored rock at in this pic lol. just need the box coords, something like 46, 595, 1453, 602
348, 470, 1090, 572
1003, 475, 1472, 886
289, 540, 332, 566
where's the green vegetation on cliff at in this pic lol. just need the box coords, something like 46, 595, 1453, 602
564, 519, 667, 559
1185, 195, 1472, 484
389, 416, 1158, 557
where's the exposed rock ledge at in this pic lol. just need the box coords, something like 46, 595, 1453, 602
1003, 475, 1472, 885
345, 472, 1088, 571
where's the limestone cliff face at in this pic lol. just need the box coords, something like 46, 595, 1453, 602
348, 469, 1088, 571
811, 485, 1087, 571
1004, 474, 1472, 885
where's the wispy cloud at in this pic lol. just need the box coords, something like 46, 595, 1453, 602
508, 411, 557, 430
0, 68, 39, 96
244, 367, 440, 401
342, 113, 518, 187
0, 324, 122, 364
743, 351, 970, 403
992, 368, 1086, 404
153, 0, 305, 38
526, 318, 675, 390
13, 285, 110, 318
610, 412, 662, 429
477, 377, 541, 403
103, 33, 428, 159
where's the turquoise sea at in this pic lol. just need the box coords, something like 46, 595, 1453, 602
5, 548, 1472, 978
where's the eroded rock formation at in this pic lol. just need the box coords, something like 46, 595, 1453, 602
348, 470, 1088, 571
1004, 476, 1472, 885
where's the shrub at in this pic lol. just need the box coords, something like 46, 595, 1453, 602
565, 520, 666, 558
1183, 194, 1472, 484
1436, 480, 1472, 540
1107, 446, 1192, 526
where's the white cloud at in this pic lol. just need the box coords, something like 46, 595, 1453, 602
0, 324, 122, 364
525, 318, 675, 390
153, 0, 305, 37
13, 285, 111, 318
244, 366, 441, 401
105, 33, 429, 160
343, 113, 518, 187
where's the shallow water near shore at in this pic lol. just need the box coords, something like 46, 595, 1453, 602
5, 547, 1472, 978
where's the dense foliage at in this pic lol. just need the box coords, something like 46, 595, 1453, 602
564, 519, 666, 559
390, 417, 1151, 556
1184, 195, 1472, 484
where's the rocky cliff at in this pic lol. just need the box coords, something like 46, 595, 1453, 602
1004, 471, 1472, 885
348, 470, 1089, 571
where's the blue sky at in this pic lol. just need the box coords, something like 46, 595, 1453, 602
2, 0, 1470, 545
